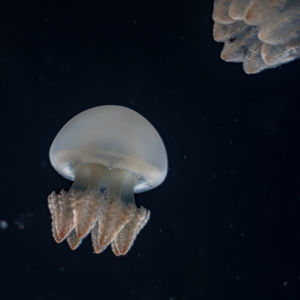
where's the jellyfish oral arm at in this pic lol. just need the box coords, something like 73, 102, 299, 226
48, 163, 150, 256
212, 0, 300, 74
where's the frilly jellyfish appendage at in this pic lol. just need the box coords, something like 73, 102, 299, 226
212, 0, 300, 74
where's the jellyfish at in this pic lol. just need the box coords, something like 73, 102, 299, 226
48, 105, 168, 256
212, 0, 300, 74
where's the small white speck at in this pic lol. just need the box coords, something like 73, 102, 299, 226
13, 220, 25, 230
37, 75, 44, 81
45, 17, 48, 23
41, 160, 48, 168
60, 267, 65, 272
159, 229, 163, 233
212, 174, 216, 179
47, 291, 56, 297
236, 276, 240, 280
202, 116, 209, 123
179, 36, 184, 40
183, 155, 187, 160
228, 140, 233, 145
241, 232, 245, 238
283, 281, 288, 287
0, 220, 8, 230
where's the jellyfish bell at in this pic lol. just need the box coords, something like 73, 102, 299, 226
48, 105, 168, 256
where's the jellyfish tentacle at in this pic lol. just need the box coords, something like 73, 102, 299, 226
212, 0, 300, 74
228, 0, 251, 20
213, 0, 235, 24
91, 190, 137, 254
66, 229, 83, 250
213, 21, 248, 43
72, 190, 103, 239
112, 207, 150, 256
48, 163, 153, 255
48, 191, 60, 242
261, 37, 300, 65
258, 10, 300, 45
221, 26, 258, 62
48, 190, 74, 243
243, 39, 268, 74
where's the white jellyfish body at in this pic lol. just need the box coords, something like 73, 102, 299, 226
48, 105, 168, 256
212, 0, 300, 74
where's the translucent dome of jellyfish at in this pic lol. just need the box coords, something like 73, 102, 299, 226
212, 0, 300, 74
48, 105, 168, 256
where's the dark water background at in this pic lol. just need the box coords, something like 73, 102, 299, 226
0, 1, 299, 299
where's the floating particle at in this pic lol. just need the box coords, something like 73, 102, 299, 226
0, 220, 8, 230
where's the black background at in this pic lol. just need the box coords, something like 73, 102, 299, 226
0, 1, 299, 299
